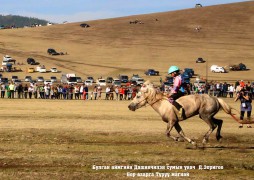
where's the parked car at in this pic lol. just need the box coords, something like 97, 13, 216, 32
14, 79, 22, 85
25, 76, 32, 82
50, 76, 57, 83
37, 76, 44, 82
118, 74, 129, 83
39, 67, 47, 73
47, 48, 59, 55
184, 68, 194, 78
144, 69, 159, 76
229, 63, 247, 71
196, 57, 206, 63
87, 76, 95, 83
164, 76, 174, 85
0, 77, 8, 84
50, 67, 58, 73
27, 67, 35, 73
84, 79, 93, 86
11, 75, 18, 82
97, 79, 106, 86
80, 23, 90, 28
130, 74, 141, 81
44, 80, 52, 85
210, 65, 226, 73
67, 77, 77, 85
106, 77, 113, 83
135, 78, 144, 85
27, 58, 36, 64
112, 79, 121, 86
76, 77, 82, 83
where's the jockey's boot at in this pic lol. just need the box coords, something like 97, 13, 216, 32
172, 101, 183, 118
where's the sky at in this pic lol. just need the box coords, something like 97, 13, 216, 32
0, 0, 250, 23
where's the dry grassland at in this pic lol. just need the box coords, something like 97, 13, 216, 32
0, 1, 253, 179
0, 98, 253, 179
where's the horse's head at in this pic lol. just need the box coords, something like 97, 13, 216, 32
128, 81, 156, 111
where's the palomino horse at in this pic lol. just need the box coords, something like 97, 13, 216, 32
128, 81, 250, 146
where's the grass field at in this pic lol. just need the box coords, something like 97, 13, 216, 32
0, 98, 253, 179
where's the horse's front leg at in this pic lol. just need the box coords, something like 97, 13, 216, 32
174, 122, 196, 146
165, 121, 179, 141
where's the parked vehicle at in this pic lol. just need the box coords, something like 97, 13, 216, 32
0, 77, 8, 84
44, 80, 52, 85
50, 67, 58, 73
47, 48, 59, 55
27, 58, 39, 65
11, 75, 18, 82
2, 55, 16, 65
61, 73, 76, 84
135, 78, 144, 85
76, 77, 82, 83
210, 65, 226, 73
229, 63, 247, 71
87, 76, 95, 83
37, 76, 44, 82
106, 77, 113, 83
68, 77, 78, 85
80, 23, 90, 28
14, 79, 22, 85
118, 74, 129, 83
97, 79, 106, 86
196, 57, 206, 63
27, 67, 35, 73
184, 68, 194, 78
84, 79, 93, 86
112, 78, 121, 86
50, 76, 57, 83
25, 76, 32, 82
130, 74, 140, 81
39, 67, 47, 73
144, 69, 159, 76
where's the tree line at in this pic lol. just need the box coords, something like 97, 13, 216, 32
0, 14, 49, 28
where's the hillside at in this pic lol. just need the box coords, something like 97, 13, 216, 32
0, 15, 48, 28
0, 1, 253, 84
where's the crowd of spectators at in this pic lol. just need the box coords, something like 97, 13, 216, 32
1, 80, 253, 100
0, 82, 139, 100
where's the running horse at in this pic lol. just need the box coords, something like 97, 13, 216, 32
128, 81, 251, 146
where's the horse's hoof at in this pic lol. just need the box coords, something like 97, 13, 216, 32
202, 138, 209, 144
177, 137, 185, 142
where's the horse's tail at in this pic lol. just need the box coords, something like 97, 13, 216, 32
217, 98, 254, 124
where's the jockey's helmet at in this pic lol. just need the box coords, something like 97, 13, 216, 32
168, 66, 180, 74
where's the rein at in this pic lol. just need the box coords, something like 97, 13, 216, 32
137, 92, 165, 107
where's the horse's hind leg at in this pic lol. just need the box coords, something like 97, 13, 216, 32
174, 122, 196, 146
201, 117, 217, 144
213, 118, 223, 141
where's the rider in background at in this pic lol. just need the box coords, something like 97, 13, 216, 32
168, 66, 185, 117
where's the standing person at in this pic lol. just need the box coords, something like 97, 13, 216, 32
9, 82, 15, 98
92, 86, 98, 100
235, 85, 252, 128
84, 85, 89, 100
17, 84, 23, 99
97, 85, 102, 100
115, 86, 119, 100
23, 84, 28, 99
167, 66, 185, 117
1, 83, 6, 98
228, 84, 235, 98
28, 85, 34, 99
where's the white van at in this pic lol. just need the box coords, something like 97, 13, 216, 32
210, 65, 226, 73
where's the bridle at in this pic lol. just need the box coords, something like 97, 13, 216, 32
135, 91, 164, 108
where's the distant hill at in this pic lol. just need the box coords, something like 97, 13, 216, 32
0, 15, 49, 28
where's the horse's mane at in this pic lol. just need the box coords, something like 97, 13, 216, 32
144, 81, 168, 101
